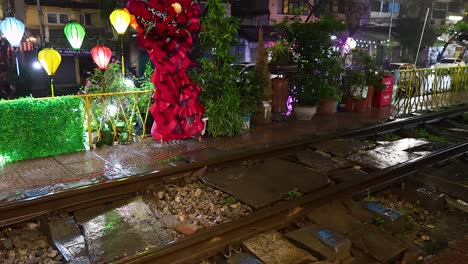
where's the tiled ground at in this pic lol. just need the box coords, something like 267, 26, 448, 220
0, 107, 392, 199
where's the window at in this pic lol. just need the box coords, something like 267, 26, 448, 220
279, 0, 309, 16
80, 13, 92, 26
47, 13, 69, 24
373, 1, 399, 13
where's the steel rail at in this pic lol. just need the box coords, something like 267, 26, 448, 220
118, 142, 468, 264
0, 105, 467, 227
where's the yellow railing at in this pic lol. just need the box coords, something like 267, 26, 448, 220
393, 66, 468, 116
76, 90, 154, 149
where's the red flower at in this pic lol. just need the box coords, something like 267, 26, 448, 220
176, 14, 187, 25
127, 0, 146, 16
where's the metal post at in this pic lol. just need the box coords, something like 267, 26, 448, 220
120, 36, 125, 74
36, 0, 45, 44
387, 0, 395, 41
415, 8, 430, 66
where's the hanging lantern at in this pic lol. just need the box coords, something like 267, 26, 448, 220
91, 45, 112, 70
0, 17, 25, 48
64, 21, 86, 50
109, 8, 131, 35
38, 48, 62, 97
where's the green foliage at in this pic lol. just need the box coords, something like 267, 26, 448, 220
287, 190, 303, 199
363, 192, 379, 202
81, 63, 130, 94
238, 70, 263, 114
278, 16, 345, 104
158, 156, 184, 165
194, 0, 243, 137
372, 216, 385, 227
256, 27, 273, 101
268, 39, 291, 65
137, 61, 155, 111
415, 128, 447, 143
225, 196, 238, 205
396, 17, 438, 59
0, 96, 84, 163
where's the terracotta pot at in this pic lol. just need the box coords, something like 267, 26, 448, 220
251, 101, 272, 125
294, 105, 317, 120
345, 96, 354, 112
317, 99, 337, 114
366, 85, 374, 108
271, 78, 289, 113
353, 99, 367, 112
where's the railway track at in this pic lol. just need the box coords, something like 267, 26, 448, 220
0, 106, 467, 264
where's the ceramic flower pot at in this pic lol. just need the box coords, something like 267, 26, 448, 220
242, 113, 251, 130
366, 85, 374, 108
317, 99, 338, 114
353, 99, 367, 113
294, 105, 317, 120
201, 117, 208, 136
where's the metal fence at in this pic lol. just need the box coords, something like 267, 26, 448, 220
77, 90, 153, 149
393, 66, 468, 116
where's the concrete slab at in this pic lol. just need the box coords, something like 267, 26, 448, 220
285, 224, 351, 262
74, 197, 171, 263
296, 151, 353, 174
416, 162, 468, 202
308, 201, 409, 263
227, 253, 264, 264
347, 147, 420, 169
92, 145, 160, 180
54, 152, 105, 178
48, 217, 90, 263
329, 168, 368, 183
365, 202, 405, 232
243, 231, 315, 264
181, 148, 230, 163
202, 159, 330, 208
378, 138, 429, 151
309, 139, 372, 157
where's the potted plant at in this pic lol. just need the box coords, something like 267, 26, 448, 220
292, 70, 319, 120
239, 70, 263, 130
278, 16, 345, 116
350, 49, 379, 108
252, 27, 273, 125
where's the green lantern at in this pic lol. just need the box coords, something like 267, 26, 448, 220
64, 21, 86, 50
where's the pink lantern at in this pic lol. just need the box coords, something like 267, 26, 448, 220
91, 45, 112, 70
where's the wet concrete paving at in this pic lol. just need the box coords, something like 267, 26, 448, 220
347, 147, 421, 169
73, 197, 171, 263
202, 159, 330, 209
296, 150, 354, 174
243, 231, 316, 264
415, 162, 468, 202
309, 139, 373, 157
308, 201, 409, 263
48, 217, 90, 263
0, 108, 393, 201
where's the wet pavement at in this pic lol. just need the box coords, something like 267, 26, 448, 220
202, 159, 330, 209
0, 108, 392, 202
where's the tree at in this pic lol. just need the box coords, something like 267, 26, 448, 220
438, 21, 468, 60
395, 17, 438, 61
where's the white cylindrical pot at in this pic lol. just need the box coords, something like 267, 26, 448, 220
294, 105, 317, 120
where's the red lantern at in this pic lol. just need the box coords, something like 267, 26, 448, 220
91, 45, 112, 70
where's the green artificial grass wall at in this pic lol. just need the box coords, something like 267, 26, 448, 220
0, 96, 85, 164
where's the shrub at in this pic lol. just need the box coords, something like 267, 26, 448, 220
0, 96, 84, 164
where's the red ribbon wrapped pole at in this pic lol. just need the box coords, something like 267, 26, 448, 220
127, 0, 204, 141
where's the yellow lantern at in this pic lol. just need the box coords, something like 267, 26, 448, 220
109, 9, 131, 35
109, 8, 131, 74
38, 48, 62, 97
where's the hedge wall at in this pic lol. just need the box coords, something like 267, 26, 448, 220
0, 96, 84, 164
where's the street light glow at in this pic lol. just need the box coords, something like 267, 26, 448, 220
448, 16, 462, 21
32, 61, 42, 70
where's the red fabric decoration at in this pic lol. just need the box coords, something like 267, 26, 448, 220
127, 0, 204, 141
